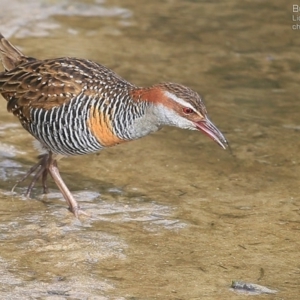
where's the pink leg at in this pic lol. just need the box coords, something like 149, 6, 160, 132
48, 160, 81, 217
12, 154, 48, 195
13, 152, 86, 217
41, 168, 49, 194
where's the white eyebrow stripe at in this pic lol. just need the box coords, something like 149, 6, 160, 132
164, 91, 195, 110
164, 90, 204, 118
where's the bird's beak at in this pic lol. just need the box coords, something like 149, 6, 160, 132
195, 117, 228, 149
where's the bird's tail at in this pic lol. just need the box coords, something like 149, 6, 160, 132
0, 33, 26, 71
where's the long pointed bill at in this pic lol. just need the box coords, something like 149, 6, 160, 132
195, 118, 228, 149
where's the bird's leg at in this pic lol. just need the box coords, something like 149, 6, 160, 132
47, 159, 84, 217
13, 153, 86, 217
41, 168, 49, 194
12, 154, 49, 195
25, 163, 47, 197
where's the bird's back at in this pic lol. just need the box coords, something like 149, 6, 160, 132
0, 35, 142, 156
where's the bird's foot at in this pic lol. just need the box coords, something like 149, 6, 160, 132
69, 205, 90, 218
12, 154, 50, 196
13, 153, 85, 218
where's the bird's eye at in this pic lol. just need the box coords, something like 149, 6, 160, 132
182, 107, 194, 114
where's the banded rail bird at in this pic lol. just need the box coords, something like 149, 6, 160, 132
0, 33, 227, 217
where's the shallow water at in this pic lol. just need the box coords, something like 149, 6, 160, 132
0, 0, 299, 299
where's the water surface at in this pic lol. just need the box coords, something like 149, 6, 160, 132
0, 0, 299, 299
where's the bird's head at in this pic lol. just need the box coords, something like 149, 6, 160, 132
133, 83, 228, 149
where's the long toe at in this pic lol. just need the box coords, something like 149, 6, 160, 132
12, 154, 50, 197
69, 205, 90, 218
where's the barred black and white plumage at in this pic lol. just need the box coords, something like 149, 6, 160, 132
29, 95, 101, 156
0, 33, 227, 217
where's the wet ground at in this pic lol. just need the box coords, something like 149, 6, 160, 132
0, 0, 299, 299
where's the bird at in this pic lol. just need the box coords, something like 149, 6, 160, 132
0, 33, 227, 217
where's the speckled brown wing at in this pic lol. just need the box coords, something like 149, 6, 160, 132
0, 54, 133, 125
0, 34, 81, 124
0, 33, 115, 125
0, 58, 95, 122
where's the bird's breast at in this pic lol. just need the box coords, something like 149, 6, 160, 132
26, 95, 113, 156
87, 106, 126, 147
